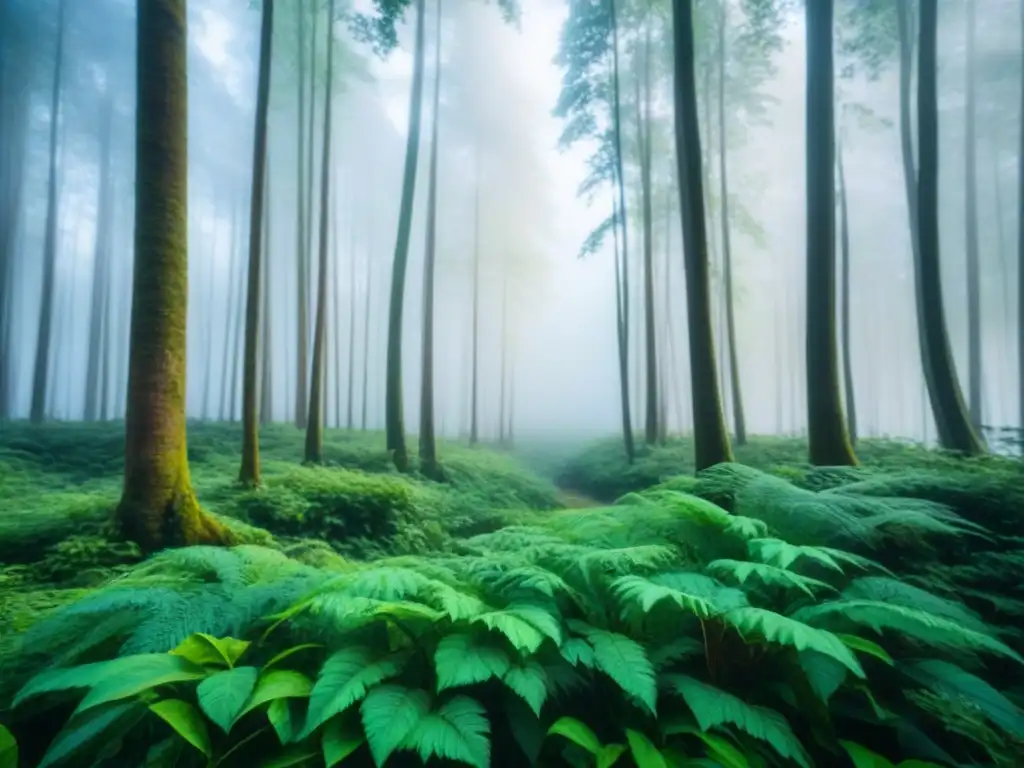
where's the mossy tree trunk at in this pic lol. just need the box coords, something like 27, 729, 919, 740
671, 0, 733, 472
914, 0, 985, 455
418, 0, 443, 478
240, 0, 273, 486
304, 0, 335, 464
804, 0, 857, 466
29, 0, 67, 424
118, 0, 232, 553
384, 0, 427, 471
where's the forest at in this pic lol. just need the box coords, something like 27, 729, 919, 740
0, 0, 1022, 766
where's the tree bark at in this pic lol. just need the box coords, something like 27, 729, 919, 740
671, 0, 733, 471
1018, 0, 1024, 438
804, 0, 857, 466
384, 0, 427, 471
964, 0, 982, 431
638, 23, 659, 446
304, 0, 335, 463
118, 0, 232, 552
915, 0, 985, 454
260, 169, 274, 426
240, 0, 273, 485
29, 0, 67, 424
419, 0, 443, 478
294, 0, 310, 429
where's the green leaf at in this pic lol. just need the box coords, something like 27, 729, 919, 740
268, 698, 300, 744
902, 659, 1024, 737
360, 684, 430, 766
264, 643, 323, 670
839, 740, 895, 768
302, 647, 407, 737
149, 699, 212, 758
14, 654, 204, 709
546, 716, 603, 755
502, 660, 549, 716
585, 627, 658, 714
170, 633, 250, 668
472, 607, 551, 653
259, 746, 319, 767
400, 695, 491, 768
798, 650, 847, 703
597, 743, 627, 768
322, 717, 365, 766
666, 675, 810, 768
559, 637, 595, 668
75, 655, 209, 713
38, 700, 147, 768
706, 560, 834, 597
505, 692, 544, 763
435, 634, 511, 692
626, 729, 669, 768
197, 666, 259, 733
0, 724, 17, 768
835, 633, 895, 665
611, 574, 718, 619
239, 670, 313, 720
725, 607, 865, 677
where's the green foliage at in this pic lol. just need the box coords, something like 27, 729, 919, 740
7, 484, 1023, 766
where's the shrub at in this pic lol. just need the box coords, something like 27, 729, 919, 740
6, 491, 1022, 767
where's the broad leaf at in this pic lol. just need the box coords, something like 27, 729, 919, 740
584, 627, 658, 714
839, 740, 895, 768
360, 684, 431, 766
400, 695, 491, 768
626, 729, 669, 768
239, 670, 313, 720
547, 716, 603, 755
149, 699, 212, 758
435, 634, 511, 692
171, 633, 250, 668
502, 660, 549, 716
322, 717, 365, 766
75, 655, 209, 713
302, 647, 407, 737
197, 666, 259, 733
0, 724, 17, 768
37, 700, 147, 768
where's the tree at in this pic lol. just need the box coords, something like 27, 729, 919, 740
304, 0, 336, 464
117, 0, 232, 551
240, 0, 274, 486
963, 0, 982, 430
914, 0, 985, 455
804, 0, 857, 466
1019, 0, 1024, 437
672, 0, 732, 471
418, 0, 444, 478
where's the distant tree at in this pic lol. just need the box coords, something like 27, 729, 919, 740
118, 0, 232, 551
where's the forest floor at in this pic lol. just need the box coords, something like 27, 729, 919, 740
1, 422, 1023, 766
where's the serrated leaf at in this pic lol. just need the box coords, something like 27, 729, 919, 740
239, 670, 313, 720
435, 634, 511, 692
197, 666, 259, 733
586, 628, 657, 714
37, 700, 147, 768
559, 637, 595, 668
322, 717, 365, 766
725, 607, 864, 677
170, 633, 250, 668
626, 729, 668, 768
706, 560, 834, 597
798, 650, 847, 703
473, 608, 549, 653
149, 699, 211, 758
902, 659, 1024, 737
302, 647, 407, 737
666, 675, 810, 768
547, 716, 603, 755
611, 575, 717, 619
75, 655, 209, 713
360, 684, 430, 766
502, 660, 549, 716
400, 695, 491, 768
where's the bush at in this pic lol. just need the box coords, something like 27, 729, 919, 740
5, 490, 1022, 767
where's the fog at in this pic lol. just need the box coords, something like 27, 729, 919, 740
1, 0, 1021, 449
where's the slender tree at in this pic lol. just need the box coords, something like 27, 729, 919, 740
469, 167, 481, 446
804, 0, 857, 466
294, 0, 310, 429
419, 0, 444, 478
1019, 0, 1024, 437
240, 0, 273, 485
361, 223, 373, 430
384, 0, 427, 472
915, 0, 985, 454
671, 0, 733, 470
837, 132, 858, 444
118, 0, 232, 551
963, 0, 982, 430
305, 0, 336, 463
260, 169, 274, 426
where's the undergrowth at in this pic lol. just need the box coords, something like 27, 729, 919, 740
2, 483, 1023, 767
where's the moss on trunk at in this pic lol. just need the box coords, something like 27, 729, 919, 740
118, 0, 232, 552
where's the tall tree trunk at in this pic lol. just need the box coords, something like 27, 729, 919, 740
260, 169, 274, 426
469, 166, 481, 446
304, 0, 335, 463
333, 193, 343, 427
240, 0, 273, 485
609, 0, 635, 462
294, 0, 310, 428
804, 0, 857, 466
638, 22, 659, 446
361, 224, 372, 430
85, 94, 115, 421
30, 0, 67, 424
1019, 0, 1024, 437
419, 0, 443, 478
346, 199, 357, 429
837, 136, 858, 444
671, 0, 734, 471
384, 0, 427, 472
717, 3, 746, 446
118, 0, 232, 552
201, 226, 216, 418
915, 0, 985, 454
964, 0, 983, 431
220, 206, 239, 419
